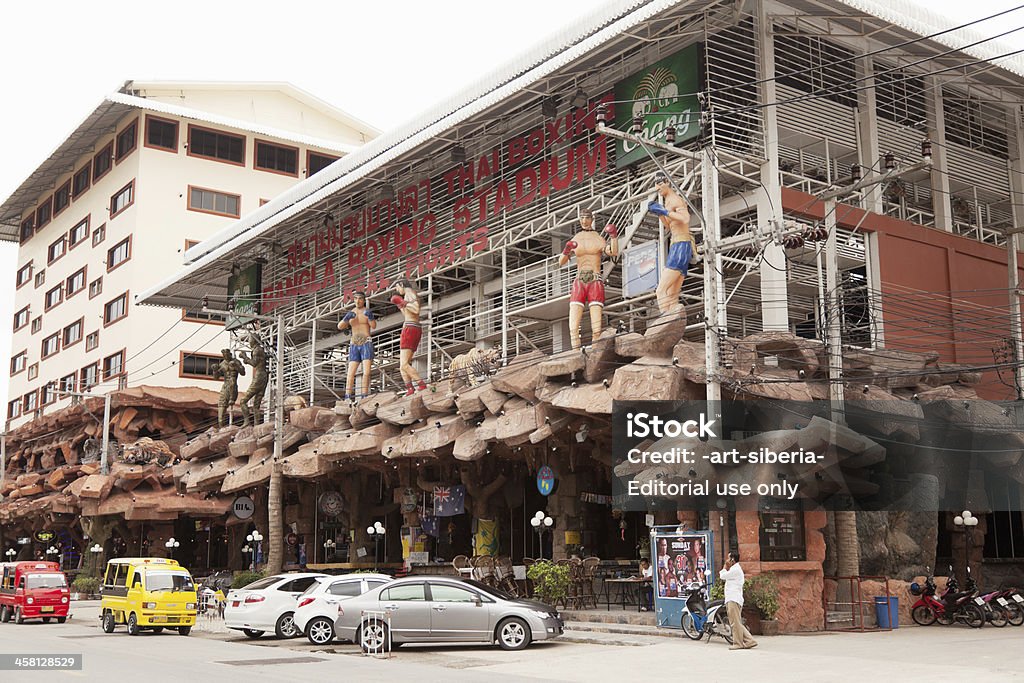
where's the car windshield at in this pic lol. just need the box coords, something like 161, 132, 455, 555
146, 572, 194, 592
461, 578, 513, 601
241, 576, 282, 591
26, 574, 66, 589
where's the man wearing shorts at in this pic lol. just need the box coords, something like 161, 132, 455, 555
557, 207, 619, 350
648, 174, 694, 314
391, 280, 427, 395
338, 291, 377, 401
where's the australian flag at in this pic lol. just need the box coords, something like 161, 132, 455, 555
421, 516, 440, 537
433, 485, 466, 517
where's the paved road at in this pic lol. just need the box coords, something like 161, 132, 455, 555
1, 601, 1022, 682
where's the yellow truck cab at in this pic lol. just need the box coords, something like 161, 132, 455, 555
99, 558, 197, 636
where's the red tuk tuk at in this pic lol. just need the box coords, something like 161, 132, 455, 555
0, 561, 70, 623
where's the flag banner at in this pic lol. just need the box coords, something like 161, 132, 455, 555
433, 485, 466, 517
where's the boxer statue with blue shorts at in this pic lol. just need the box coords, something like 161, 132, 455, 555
648, 174, 694, 314
338, 291, 377, 401
557, 208, 619, 350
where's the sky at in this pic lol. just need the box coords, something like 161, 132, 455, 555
0, 0, 1021, 405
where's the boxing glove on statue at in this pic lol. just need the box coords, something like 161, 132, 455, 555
390, 295, 407, 309
562, 240, 578, 257
605, 223, 619, 238
648, 201, 670, 217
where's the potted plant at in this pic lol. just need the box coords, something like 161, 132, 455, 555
743, 573, 780, 636
526, 561, 571, 608
71, 575, 100, 600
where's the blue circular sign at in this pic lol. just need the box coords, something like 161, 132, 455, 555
537, 465, 555, 496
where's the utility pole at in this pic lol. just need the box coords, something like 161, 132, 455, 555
56, 389, 112, 474
701, 147, 724, 403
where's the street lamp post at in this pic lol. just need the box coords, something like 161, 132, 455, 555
46, 545, 59, 568
242, 544, 253, 570
164, 537, 180, 560
4, 548, 15, 562
954, 510, 980, 579
366, 523, 385, 569
90, 544, 103, 576
530, 511, 554, 560
246, 531, 264, 569
323, 539, 336, 562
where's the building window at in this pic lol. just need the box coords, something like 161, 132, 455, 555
8, 399, 21, 419
30, 317, 42, 335
307, 151, 339, 176
13, 307, 29, 331
47, 235, 66, 264
66, 267, 87, 298
53, 180, 72, 216
179, 351, 222, 379
36, 197, 53, 229
80, 363, 99, 390
44, 284, 63, 311
759, 502, 806, 562
27, 363, 38, 380
188, 186, 241, 218
42, 382, 58, 406
34, 270, 45, 288
63, 318, 84, 347
60, 373, 77, 394
10, 351, 27, 376
72, 165, 91, 198
89, 277, 103, 299
20, 215, 34, 243
255, 140, 298, 176
115, 120, 137, 161
93, 142, 113, 181
92, 223, 106, 246
145, 115, 178, 151
103, 350, 125, 380
107, 237, 131, 271
188, 125, 245, 165
41, 333, 60, 359
86, 330, 99, 351
16, 263, 32, 288
69, 216, 90, 247
23, 391, 38, 413
104, 292, 128, 326
109, 181, 134, 218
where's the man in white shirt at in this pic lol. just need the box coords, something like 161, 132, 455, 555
719, 551, 758, 650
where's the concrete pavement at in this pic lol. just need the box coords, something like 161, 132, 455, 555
1, 600, 1022, 682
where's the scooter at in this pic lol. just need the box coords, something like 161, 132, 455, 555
964, 567, 1007, 628
910, 567, 984, 628
680, 573, 733, 644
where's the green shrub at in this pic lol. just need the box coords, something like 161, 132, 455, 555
709, 580, 724, 601
744, 573, 780, 620
231, 570, 266, 589
526, 561, 571, 607
72, 575, 100, 595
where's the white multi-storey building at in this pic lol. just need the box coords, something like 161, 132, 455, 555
1, 81, 378, 428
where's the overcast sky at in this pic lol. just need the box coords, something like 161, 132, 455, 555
1, 0, 1021, 404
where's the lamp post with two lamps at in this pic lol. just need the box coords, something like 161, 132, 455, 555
530, 511, 554, 560
367, 522, 385, 569
954, 510, 980, 581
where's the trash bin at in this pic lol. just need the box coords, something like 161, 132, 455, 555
874, 596, 899, 629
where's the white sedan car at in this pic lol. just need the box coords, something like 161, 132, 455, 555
225, 573, 327, 638
294, 573, 392, 645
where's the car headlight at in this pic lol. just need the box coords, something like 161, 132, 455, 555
529, 610, 550, 619
143, 602, 156, 609
61, 597, 69, 604
26, 598, 34, 605
186, 603, 196, 610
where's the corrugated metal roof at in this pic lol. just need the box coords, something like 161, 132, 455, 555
139, 0, 1024, 308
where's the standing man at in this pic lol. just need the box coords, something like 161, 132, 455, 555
648, 174, 694, 314
213, 349, 245, 427
557, 208, 619, 350
719, 551, 758, 650
390, 280, 427, 395
338, 291, 377, 401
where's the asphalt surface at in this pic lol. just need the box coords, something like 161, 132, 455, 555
0, 601, 1021, 682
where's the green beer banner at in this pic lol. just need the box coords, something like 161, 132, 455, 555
613, 43, 703, 168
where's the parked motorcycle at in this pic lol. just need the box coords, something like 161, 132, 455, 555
909, 567, 984, 628
964, 567, 1007, 628
680, 574, 733, 644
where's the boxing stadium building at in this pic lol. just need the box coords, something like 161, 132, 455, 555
5, 0, 1024, 631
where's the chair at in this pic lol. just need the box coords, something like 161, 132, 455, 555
452, 554, 470, 577
580, 557, 601, 609
473, 555, 496, 586
522, 558, 536, 598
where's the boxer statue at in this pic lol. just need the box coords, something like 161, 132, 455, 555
338, 291, 377, 401
238, 333, 268, 426
648, 174, 694, 314
390, 280, 427, 395
214, 348, 245, 427
557, 208, 619, 350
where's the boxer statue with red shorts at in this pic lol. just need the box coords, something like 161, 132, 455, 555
390, 280, 427, 395
557, 208, 619, 350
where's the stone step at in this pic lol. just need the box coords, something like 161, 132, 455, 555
559, 609, 657, 627
564, 620, 686, 640
826, 611, 855, 624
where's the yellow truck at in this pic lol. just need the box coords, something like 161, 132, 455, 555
99, 558, 197, 636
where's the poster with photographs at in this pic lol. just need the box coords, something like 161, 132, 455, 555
651, 529, 712, 628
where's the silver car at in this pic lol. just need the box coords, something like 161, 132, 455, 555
335, 576, 564, 651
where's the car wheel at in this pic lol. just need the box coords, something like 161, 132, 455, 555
359, 620, 391, 653
178, 626, 191, 636
496, 617, 532, 651
275, 612, 299, 639
0, 605, 8, 622
57, 617, 66, 624
127, 613, 140, 636
14, 608, 24, 625
242, 629, 265, 639
306, 617, 335, 645
681, 613, 702, 640
102, 612, 116, 633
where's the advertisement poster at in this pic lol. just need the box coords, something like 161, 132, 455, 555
651, 528, 713, 628
622, 240, 660, 297
226, 262, 263, 331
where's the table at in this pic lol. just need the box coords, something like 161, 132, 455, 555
602, 577, 651, 611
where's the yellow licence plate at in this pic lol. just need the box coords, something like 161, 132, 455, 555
150, 616, 165, 623
41, 606, 54, 613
